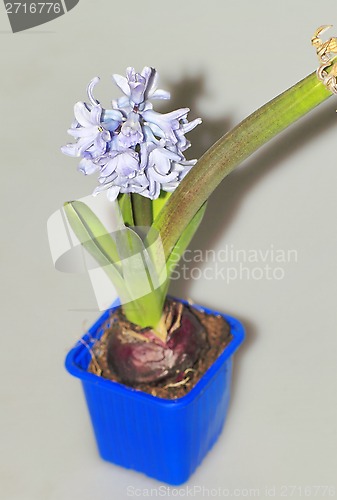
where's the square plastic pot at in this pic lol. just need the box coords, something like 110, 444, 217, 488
65, 297, 245, 485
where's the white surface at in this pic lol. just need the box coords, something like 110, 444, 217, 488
0, 1, 336, 499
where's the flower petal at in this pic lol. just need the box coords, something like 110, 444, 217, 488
94, 135, 108, 156
112, 74, 131, 96
115, 151, 140, 176
67, 126, 97, 138
90, 105, 102, 125
148, 168, 178, 183
103, 109, 124, 121
77, 136, 97, 155
73, 102, 93, 127
143, 67, 157, 98
100, 158, 118, 178
142, 108, 190, 143
87, 77, 100, 106
181, 117, 202, 133
112, 96, 131, 110
61, 143, 79, 157
107, 185, 121, 201
78, 158, 99, 175
150, 89, 170, 100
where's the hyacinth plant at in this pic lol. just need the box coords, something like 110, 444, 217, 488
61, 27, 337, 384
62, 66, 205, 340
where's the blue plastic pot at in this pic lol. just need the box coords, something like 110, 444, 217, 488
65, 298, 245, 485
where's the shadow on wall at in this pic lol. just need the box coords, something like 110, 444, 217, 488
166, 84, 336, 302
159, 73, 233, 160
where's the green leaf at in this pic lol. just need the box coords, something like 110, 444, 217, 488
63, 201, 132, 304
166, 201, 207, 279
140, 201, 207, 313
152, 191, 172, 220
64, 200, 165, 333
115, 225, 167, 333
64, 201, 122, 274
118, 194, 134, 226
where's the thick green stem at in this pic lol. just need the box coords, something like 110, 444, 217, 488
122, 288, 165, 336
118, 194, 134, 226
131, 193, 153, 227
153, 70, 333, 259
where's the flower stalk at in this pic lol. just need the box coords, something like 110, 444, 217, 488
131, 193, 153, 227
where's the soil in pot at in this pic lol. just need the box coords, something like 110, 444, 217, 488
88, 298, 232, 400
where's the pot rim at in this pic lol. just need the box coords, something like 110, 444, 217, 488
65, 296, 245, 408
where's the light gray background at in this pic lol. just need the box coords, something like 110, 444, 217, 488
1, 1, 336, 499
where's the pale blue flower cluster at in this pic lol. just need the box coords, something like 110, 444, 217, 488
62, 67, 201, 200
